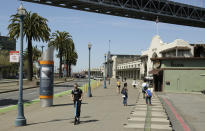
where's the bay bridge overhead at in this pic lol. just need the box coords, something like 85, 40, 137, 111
22, 0, 205, 28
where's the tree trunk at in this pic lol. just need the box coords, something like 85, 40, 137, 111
59, 52, 62, 78
27, 38, 33, 81
68, 63, 71, 77
66, 60, 69, 77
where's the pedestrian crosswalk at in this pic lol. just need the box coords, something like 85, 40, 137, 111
124, 92, 172, 131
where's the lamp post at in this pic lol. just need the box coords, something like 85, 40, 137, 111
41, 45, 45, 53
104, 54, 107, 88
15, 4, 27, 126
87, 43, 92, 97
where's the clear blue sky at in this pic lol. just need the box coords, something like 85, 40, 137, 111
1, 0, 205, 72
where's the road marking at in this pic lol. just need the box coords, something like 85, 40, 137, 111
144, 105, 151, 131
163, 98, 190, 131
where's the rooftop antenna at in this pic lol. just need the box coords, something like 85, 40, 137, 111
109, 40, 111, 52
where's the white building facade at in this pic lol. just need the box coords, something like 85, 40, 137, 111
141, 35, 194, 76
87, 35, 195, 81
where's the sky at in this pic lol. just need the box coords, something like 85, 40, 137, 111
1, 0, 205, 72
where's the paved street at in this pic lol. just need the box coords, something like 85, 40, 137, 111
0, 79, 139, 131
0, 79, 87, 108
1, 79, 205, 131
158, 93, 205, 131
0, 79, 19, 83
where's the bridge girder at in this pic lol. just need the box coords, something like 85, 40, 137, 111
21, 0, 205, 28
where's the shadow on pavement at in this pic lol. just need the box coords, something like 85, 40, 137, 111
0, 99, 29, 106
70, 119, 99, 124
28, 116, 92, 126
127, 104, 136, 106
52, 102, 88, 107
52, 103, 73, 107
79, 119, 99, 124
28, 118, 73, 126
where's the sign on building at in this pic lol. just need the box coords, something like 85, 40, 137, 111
9, 51, 19, 63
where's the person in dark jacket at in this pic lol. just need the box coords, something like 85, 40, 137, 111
71, 83, 83, 124
121, 86, 128, 106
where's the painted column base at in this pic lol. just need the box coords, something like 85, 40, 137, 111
15, 118, 26, 126
40, 98, 53, 107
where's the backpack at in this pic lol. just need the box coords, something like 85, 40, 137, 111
146, 90, 152, 97
121, 88, 127, 96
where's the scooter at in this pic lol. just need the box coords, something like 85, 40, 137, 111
74, 100, 80, 125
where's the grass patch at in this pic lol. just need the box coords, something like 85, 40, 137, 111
0, 80, 99, 114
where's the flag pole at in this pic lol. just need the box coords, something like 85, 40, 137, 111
156, 16, 159, 35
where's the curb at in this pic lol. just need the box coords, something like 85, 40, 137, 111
0, 80, 101, 114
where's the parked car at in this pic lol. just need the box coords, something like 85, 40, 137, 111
94, 76, 103, 81
90, 76, 94, 79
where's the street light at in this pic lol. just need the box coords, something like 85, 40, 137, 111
87, 43, 92, 97
41, 45, 45, 53
104, 54, 107, 88
15, 4, 27, 126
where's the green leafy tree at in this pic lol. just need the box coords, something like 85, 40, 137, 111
49, 31, 71, 78
8, 11, 50, 81
23, 46, 42, 76
24, 46, 42, 63
64, 39, 78, 77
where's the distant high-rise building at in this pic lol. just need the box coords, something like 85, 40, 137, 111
0, 36, 16, 51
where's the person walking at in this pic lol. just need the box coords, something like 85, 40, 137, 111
124, 81, 128, 88
71, 83, 83, 125
145, 88, 152, 105
132, 79, 137, 88
141, 78, 148, 99
117, 79, 121, 94
121, 86, 128, 106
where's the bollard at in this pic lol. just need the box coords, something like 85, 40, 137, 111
39, 46, 54, 107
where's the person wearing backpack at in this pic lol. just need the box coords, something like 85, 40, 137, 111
141, 78, 148, 99
121, 86, 128, 106
145, 88, 152, 105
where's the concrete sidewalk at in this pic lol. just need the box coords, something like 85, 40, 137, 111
124, 90, 172, 131
0, 79, 139, 131
0, 78, 73, 94
158, 92, 205, 131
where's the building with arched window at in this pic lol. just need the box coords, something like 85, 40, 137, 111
141, 35, 194, 77
141, 35, 205, 92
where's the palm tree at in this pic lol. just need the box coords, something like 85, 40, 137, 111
8, 11, 50, 81
24, 46, 42, 63
49, 31, 71, 78
64, 39, 78, 77
68, 51, 78, 77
